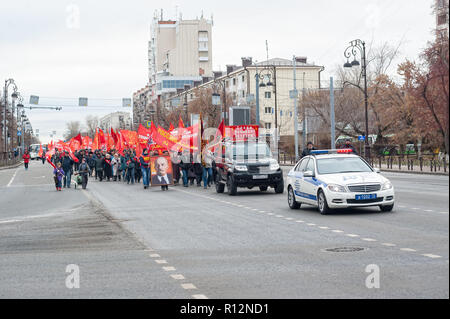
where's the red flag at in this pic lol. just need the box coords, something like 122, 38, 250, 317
93, 129, 99, 150
73, 133, 82, 145
138, 124, 152, 147
169, 122, 175, 131
38, 144, 43, 158
111, 128, 118, 144
179, 116, 185, 129
98, 128, 106, 150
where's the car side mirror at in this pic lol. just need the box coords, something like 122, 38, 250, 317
304, 170, 315, 177
374, 168, 380, 173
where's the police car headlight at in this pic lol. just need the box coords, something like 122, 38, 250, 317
270, 163, 280, 171
234, 165, 248, 172
327, 184, 347, 192
382, 181, 393, 190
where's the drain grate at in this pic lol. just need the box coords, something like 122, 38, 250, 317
325, 247, 365, 253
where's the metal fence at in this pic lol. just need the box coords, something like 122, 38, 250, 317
279, 153, 448, 174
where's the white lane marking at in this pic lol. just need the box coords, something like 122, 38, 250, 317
346, 234, 359, 237
412, 208, 419, 210
267, 213, 274, 216
381, 243, 396, 247
149, 254, 160, 258
398, 205, 406, 208
0, 219, 22, 224
252, 209, 259, 211
422, 254, 442, 259
296, 220, 304, 223
275, 215, 284, 218
307, 223, 316, 226
362, 238, 377, 242
192, 294, 208, 299
400, 248, 417, 252
259, 211, 266, 213
181, 283, 197, 290
332, 230, 344, 233
155, 259, 168, 264
162, 266, 176, 272
425, 210, 434, 212
170, 274, 185, 280
439, 212, 449, 214
318, 226, 329, 230
6, 168, 19, 188
237, 205, 244, 207
285, 217, 293, 221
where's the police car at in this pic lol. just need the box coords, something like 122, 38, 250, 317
286, 149, 395, 214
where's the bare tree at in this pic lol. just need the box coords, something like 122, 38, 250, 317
85, 115, 98, 138
64, 121, 81, 140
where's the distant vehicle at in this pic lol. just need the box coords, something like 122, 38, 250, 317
29, 144, 41, 160
286, 149, 395, 214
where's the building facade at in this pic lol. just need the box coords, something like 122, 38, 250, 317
166, 57, 324, 138
436, 0, 449, 40
99, 111, 132, 132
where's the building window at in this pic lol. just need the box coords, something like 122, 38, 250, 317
241, 75, 245, 82
265, 92, 271, 99
438, 14, 447, 25
265, 123, 272, 129
232, 78, 236, 86
264, 107, 272, 114
162, 80, 194, 89
241, 91, 245, 98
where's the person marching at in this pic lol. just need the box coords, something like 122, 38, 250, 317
139, 149, 151, 189
22, 150, 31, 170
53, 162, 65, 191
78, 157, 90, 189
62, 151, 74, 188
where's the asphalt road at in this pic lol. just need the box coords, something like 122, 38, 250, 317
0, 161, 448, 298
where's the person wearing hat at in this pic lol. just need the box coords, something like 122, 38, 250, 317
139, 148, 151, 189
342, 138, 358, 154
301, 141, 316, 158
62, 151, 74, 188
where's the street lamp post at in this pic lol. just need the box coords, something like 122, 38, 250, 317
343, 39, 370, 161
254, 63, 278, 161
2, 79, 18, 156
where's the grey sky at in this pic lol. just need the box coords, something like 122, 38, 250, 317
0, 0, 436, 143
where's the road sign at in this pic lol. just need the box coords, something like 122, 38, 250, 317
122, 98, 132, 107
29, 95, 39, 105
79, 97, 88, 106
358, 135, 365, 141
289, 89, 298, 99
146, 121, 152, 128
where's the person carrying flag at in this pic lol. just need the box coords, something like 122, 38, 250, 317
140, 148, 151, 189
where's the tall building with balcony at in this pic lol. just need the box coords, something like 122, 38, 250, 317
436, 0, 449, 40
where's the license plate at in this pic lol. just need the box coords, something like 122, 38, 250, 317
355, 194, 377, 200
253, 175, 268, 179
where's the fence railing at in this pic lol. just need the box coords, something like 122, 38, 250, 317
278, 153, 448, 174
0, 152, 21, 168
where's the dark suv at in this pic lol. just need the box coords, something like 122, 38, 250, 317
214, 140, 284, 195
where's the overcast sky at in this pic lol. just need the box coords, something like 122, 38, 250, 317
0, 0, 436, 143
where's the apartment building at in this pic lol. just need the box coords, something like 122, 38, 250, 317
436, 0, 449, 40
99, 111, 132, 132
166, 57, 324, 138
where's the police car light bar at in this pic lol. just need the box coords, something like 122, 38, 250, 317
310, 149, 353, 155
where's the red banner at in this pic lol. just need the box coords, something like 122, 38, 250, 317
224, 125, 259, 141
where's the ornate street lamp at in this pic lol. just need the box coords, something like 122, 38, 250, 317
343, 39, 370, 161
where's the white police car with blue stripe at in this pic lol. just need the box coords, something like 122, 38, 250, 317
287, 149, 395, 214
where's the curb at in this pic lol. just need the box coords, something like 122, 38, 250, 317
0, 161, 23, 171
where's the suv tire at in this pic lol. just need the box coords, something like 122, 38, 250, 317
275, 180, 284, 194
227, 175, 237, 196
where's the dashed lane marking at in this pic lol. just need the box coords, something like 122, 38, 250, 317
275, 215, 284, 218
381, 243, 396, 247
181, 283, 197, 290
362, 238, 377, 242
332, 230, 344, 233
318, 226, 330, 230
162, 266, 176, 272
422, 254, 442, 259
307, 223, 316, 226
296, 220, 304, 223
192, 294, 208, 299
285, 217, 293, 221
346, 234, 359, 237
439, 212, 449, 214
6, 168, 19, 188
170, 274, 185, 280
149, 254, 160, 258
400, 248, 417, 252
155, 259, 168, 264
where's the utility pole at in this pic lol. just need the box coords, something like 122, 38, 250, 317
255, 64, 260, 127
330, 77, 335, 149
302, 72, 306, 150
293, 56, 299, 160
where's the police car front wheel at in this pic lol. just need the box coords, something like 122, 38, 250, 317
318, 190, 331, 215
288, 186, 301, 209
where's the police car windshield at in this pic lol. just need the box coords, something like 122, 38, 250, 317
231, 142, 272, 160
316, 157, 373, 174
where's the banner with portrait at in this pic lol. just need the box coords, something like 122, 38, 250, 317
150, 155, 174, 186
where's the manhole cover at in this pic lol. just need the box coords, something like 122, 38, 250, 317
325, 247, 365, 253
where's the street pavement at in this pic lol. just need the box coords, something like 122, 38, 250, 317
0, 160, 448, 298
